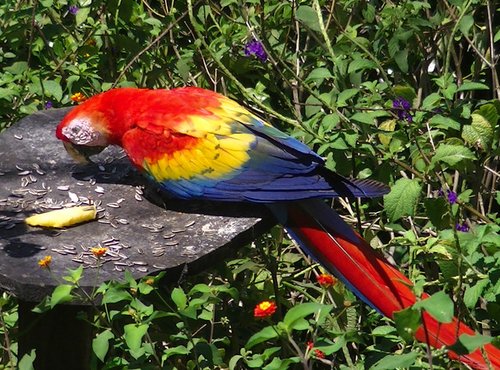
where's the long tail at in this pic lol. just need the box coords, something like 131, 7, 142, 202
269, 199, 500, 370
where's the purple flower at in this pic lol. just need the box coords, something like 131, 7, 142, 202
68, 5, 79, 15
244, 39, 267, 62
392, 97, 413, 122
456, 222, 469, 232
44, 101, 53, 109
447, 191, 458, 205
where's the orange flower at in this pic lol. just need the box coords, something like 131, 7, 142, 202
316, 273, 337, 288
90, 246, 107, 258
38, 255, 52, 269
254, 300, 277, 318
70, 92, 87, 103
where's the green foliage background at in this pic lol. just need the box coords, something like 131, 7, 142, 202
0, 0, 499, 369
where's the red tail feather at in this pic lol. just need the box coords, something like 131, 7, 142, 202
283, 203, 500, 370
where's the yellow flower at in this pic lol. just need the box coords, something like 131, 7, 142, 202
38, 255, 52, 269
90, 247, 107, 258
70, 92, 87, 103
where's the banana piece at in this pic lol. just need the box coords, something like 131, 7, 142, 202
25, 205, 97, 228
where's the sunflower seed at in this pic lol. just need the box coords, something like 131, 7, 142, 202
135, 187, 144, 195
14, 134, 23, 140
52, 249, 68, 255
162, 233, 175, 239
114, 266, 125, 272
153, 264, 167, 269
89, 178, 96, 186
68, 191, 79, 202
116, 218, 129, 225
171, 228, 186, 233
17, 170, 31, 176
133, 261, 148, 266
164, 241, 179, 246
184, 220, 196, 228
15, 165, 24, 171
98, 219, 111, 224
134, 193, 143, 201
57, 185, 70, 191
136, 248, 144, 254
114, 261, 128, 266
136, 267, 148, 273
71, 258, 84, 263
107, 202, 120, 208
95, 186, 105, 194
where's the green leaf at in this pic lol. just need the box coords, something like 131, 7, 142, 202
171, 287, 187, 310
92, 329, 114, 362
5, 61, 28, 75
449, 333, 494, 355
456, 81, 490, 92
394, 307, 421, 342
305, 68, 333, 84
431, 144, 475, 167
421, 93, 441, 109
414, 291, 454, 323
394, 49, 408, 73
370, 352, 418, 369
124, 323, 149, 352
458, 15, 474, 37
295, 6, 321, 32
50, 284, 73, 307
63, 265, 83, 284
42, 80, 63, 101
351, 112, 376, 125
18, 349, 36, 370
75, 7, 91, 26
102, 287, 132, 304
424, 198, 451, 230
464, 279, 489, 308
462, 104, 497, 150
348, 58, 377, 73
162, 345, 190, 361
429, 115, 461, 130
246, 325, 279, 349
384, 178, 422, 221
336, 88, 359, 107
393, 85, 417, 104
283, 303, 332, 332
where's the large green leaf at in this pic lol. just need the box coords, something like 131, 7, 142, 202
384, 178, 422, 221
283, 303, 332, 332
462, 104, 497, 150
370, 352, 418, 369
431, 144, 475, 168
295, 5, 321, 32
92, 329, 114, 362
413, 291, 454, 323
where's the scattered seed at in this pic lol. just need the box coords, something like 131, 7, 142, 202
134, 193, 143, 201
114, 266, 125, 272
164, 241, 179, 246
15, 165, 24, 171
51, 249, 68, 255
72, 258, 84, 263
184, 220, 196, 228
153, 264, 168, 269
57, 185, 70, 191
98, 219, 111, 224
107, 202, 120, 208
14, 134, 23, 140
89, 178, 96, 186
171, 228, 186, 233
29, 174, 37, 183
17, 170, 31, 176
116, 218, 129, 225
136, 267, 148, 273
135, 187, 144, 195
68, 191, 79, 202
163, 233, 175, 239
136, 248, 144, 254
133, 261, 148, 266
114, 261, 128, 266
95, 186, 105, 194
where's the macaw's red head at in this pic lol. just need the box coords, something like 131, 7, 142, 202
56, 92, 114, 163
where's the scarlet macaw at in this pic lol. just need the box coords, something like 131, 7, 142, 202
56, 87, 500, 369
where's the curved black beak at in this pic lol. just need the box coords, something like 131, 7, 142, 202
63, 141, 106, 163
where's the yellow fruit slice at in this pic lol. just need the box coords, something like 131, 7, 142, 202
25, 205, 97, 228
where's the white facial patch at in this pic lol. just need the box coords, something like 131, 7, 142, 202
62, 118, 104, 146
